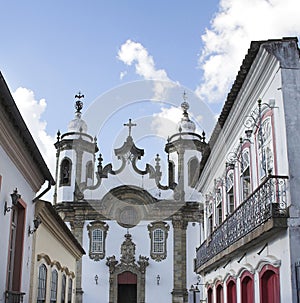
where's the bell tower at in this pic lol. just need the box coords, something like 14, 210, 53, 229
165, 92, 207, 201
53, 93, 98, 203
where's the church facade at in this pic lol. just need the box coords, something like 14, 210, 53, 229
54, 95, 206, 303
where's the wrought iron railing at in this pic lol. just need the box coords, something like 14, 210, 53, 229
195, 175, 288, 269
5, 291, 25, 303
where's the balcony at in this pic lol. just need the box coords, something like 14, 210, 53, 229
195, 175, 288, 274
5, 291, 25, 303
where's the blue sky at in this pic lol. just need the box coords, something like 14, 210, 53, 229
1, 0, 300, 180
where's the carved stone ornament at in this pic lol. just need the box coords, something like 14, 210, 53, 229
120, 233, 136, 264
106, 233, 149, 303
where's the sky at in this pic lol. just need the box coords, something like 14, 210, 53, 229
1, 0, 300, 194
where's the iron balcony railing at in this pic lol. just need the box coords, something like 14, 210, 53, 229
5, 291, 25, 303
195, 175, 288, 270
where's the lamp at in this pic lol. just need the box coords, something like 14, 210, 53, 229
4, 188, 21, 215
189, 284, 200, 303
94, 275, 98, 285
156, 274, 160, 285
28, 216, 42, 235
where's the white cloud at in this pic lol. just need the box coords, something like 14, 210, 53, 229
151, 106, 182, 139
197, 0, 300, 104
12, 88, 56, 176
117, 39, 170, 81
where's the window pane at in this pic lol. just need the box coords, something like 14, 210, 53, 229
50, 270, 58, 303
37, 265, 47, 303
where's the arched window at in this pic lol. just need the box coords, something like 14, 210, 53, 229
67, 278, 72, 303
257, 117, 273, 179
226, 277, 237, 303
37, 264, 47, 303
50, 269, 58, 303
207, 287, 213, 303
216, 282, 224, 303
241, 271, 254, 303
168, 160, 175, 187
215, 187, 223, 225
60, 158, 72, 186
226, 169, 235, 215
87, 221, 109, 261
148, 221, 169, 261
241, 150, 251, 201
259, 265, 280, 303
188, 157, 199, 188
86, 161, 93, 181
61, 274, 66, 303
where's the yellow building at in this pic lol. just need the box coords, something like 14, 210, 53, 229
29, 200, 85, 303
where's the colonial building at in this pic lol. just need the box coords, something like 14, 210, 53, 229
194, 38, 300, 303
0, 72, 55, 302
54, 94, 206, 303
28, 200, 85, 303
0, 72, 85, 303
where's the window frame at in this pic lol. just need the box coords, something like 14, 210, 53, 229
87, 221, 109, 261
148, 221, 170, 262
37, 264, 47, 303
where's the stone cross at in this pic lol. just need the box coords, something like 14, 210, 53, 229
124, 118, 137, 137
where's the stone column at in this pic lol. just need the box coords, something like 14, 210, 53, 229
70, 219, 85, 303
172, 214, 188, 303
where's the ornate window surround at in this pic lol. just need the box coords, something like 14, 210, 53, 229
148, 221, 170, 262
87, 221, 109, 261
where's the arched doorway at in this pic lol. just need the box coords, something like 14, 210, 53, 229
118, 271, 137, 303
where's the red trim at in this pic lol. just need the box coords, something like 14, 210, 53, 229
207, 286, 213, 303
118, 271, 137, 285
216, 281, 224, 303
259, 264, 280, 303
6, 198, 27, 291
240, 271, 254, 303
226, 276, 237, 303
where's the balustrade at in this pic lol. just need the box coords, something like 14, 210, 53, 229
195, 175, 288, 269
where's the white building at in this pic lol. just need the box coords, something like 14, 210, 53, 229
194, 37, 300, 303
0, 72, 55, 302
54, 94, 206, 303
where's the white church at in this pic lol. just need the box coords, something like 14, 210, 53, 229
54, 91, 205, 303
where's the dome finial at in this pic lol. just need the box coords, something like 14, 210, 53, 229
181, 91, 189, 113
75, 91, 84, 113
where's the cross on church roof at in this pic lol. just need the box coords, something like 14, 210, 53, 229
124, 119, 137, 137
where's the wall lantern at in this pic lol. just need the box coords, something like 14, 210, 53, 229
4, 188, 21, 215
95, 275, 99, 285
156, 274, 160, 285
28, 216, 42, 235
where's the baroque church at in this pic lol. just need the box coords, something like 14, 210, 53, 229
54, 93, 206, 303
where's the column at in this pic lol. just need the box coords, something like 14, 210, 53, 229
70, 219, 85, 303
172, 214, 188, 303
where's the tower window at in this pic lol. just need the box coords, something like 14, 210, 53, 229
60, 158, 72, 186
188, 157, 200, 188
